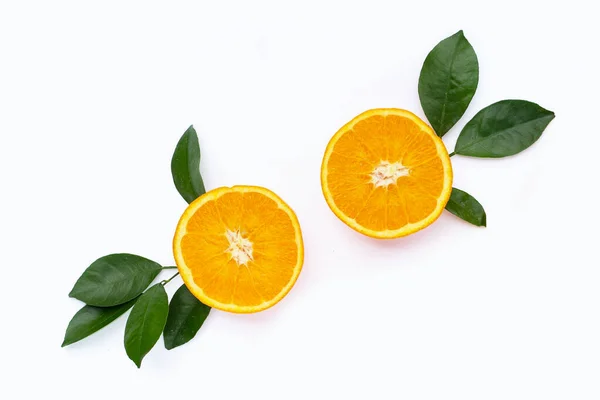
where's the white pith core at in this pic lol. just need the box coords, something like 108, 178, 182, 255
225, 229, 254, 266
370, 161, 410, 187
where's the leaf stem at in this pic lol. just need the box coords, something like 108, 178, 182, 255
449, 151, 456, 157
161, 272, 180, 286
162, 266, 178, 270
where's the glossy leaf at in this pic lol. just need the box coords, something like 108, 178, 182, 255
419, 30, 479, 136
124, 284, 169, 368
171, 125, 206, 203
454, 100, 555, 157
445, 188, 486, 227
69, 254, 162, 307
62, 298, 138, 347
163, 284, 211, 350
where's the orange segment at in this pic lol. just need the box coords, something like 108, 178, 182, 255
173, 186, 304, 313
321, 108, 453, 238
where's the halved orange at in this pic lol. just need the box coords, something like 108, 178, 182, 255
321, 108, 453, 239
173, 186, 304, 313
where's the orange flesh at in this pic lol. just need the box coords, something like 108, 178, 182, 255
174, 187, 303, 313
322, 109, 452, 238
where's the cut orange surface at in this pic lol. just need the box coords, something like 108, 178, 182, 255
173, 186, 304, 313
321, 108, 453, 239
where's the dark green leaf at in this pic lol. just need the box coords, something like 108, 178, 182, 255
171, 125, 206, 203
418, 30, 479, 137
124, 284, 169, 368
62, 298, 138, 347
163, 284, 211, 350
69, 254, 162, 307
454, 100, 555, 157
445, 188, 486, 227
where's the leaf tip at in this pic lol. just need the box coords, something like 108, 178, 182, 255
450, 30, 466, 41
184, 125, 197, 137
480, 213, 487, 227
129, 357, 143, 368
163, 332, 175, 350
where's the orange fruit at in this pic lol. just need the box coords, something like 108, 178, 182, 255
321, 108, 453, 239
173, 186, 304, 313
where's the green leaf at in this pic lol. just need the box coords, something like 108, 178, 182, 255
163, 284, 211, 350
445, 188, 486, 227
418, 30, 479, 137
454, 100, 555, 157
171, 125, 206, 203
69, 254, 162, 307
124, 284, 169, 368
62, 298, 138, 347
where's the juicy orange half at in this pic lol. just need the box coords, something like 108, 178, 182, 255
173, 186, 304, 313
321, 108, 453, 239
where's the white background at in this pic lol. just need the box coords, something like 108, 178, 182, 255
1, 1, 599, 399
